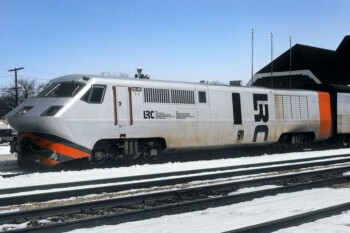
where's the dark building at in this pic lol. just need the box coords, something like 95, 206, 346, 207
249, 35, 350, 89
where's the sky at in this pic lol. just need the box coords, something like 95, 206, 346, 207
0, 0, 349, 88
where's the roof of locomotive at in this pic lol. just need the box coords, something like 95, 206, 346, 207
49, 74, 318, 94
50, 74, 265, 88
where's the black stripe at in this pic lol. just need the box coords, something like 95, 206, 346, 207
56, 153, 75, 163
21, 132, 91, 154
232, 93, 242, 125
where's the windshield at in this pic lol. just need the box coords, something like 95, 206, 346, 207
36, 82, 85, 98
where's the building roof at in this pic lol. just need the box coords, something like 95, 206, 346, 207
256, 36, 350, 86
337, 35, 350, 53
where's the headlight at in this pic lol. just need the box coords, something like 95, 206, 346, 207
41, 106, 63, 116
16, 106, 33, 116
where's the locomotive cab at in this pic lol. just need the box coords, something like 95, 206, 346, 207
6, 75, 94, 166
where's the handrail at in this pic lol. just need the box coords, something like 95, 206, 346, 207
128, 87, 133, 125
112, 86, 117, 126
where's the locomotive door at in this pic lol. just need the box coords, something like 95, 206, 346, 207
114, 86, 131, 127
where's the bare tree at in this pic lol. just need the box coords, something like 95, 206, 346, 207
0, 78, 46, 117
116, 72, 130, 78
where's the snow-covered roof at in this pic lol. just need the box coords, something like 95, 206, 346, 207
0, 120, 9, 129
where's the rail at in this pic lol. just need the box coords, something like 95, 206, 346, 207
1, 153, 349, 193
223, 202, 350, 233
1, 158, 350, 206
2, 174, 349, 232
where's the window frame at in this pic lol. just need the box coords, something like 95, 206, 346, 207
81, 84, 107, 104
198, 91, 207, 103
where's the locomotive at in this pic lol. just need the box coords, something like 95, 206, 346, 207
5, 73, 350, 166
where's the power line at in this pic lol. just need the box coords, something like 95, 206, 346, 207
18, 75, 50, 81
24, 69, 63, 76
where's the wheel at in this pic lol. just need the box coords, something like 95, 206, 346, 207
17, 140, 31, 167
141, 146, 161, 162
89, 149, 106, 164
17, 153, 27, 167
17, 150, 33, 167
342, 136, 350, 147
275, 141, 287, 150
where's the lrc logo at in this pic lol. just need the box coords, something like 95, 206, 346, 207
144, 110, 155, 119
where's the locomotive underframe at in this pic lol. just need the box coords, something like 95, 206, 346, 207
89, 137, 166, 164
337, 134, 350, 147
12, 134, 167, 166
276, 132, 315, 148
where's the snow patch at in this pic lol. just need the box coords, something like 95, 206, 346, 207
228, 185, 281, 195
66, 188, 350, 233
0, 145, 10, 156
2, 148, 350, 189
275, 210, 350, 232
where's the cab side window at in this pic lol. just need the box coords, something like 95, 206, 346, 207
81, 85, 106, 103
198, 91, 206, 103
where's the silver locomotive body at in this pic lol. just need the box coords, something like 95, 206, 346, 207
6, 75, 332, 166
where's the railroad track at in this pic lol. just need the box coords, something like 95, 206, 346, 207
0, 153, 348, 180
1, 155, 350, 206
224, 202, 350, 233
0, 173, 25, 178
1, 167, 349, 232
2, 154, 350, 232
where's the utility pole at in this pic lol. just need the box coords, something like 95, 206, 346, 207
289, 36, 292, 89
251, 29, 254, 86
270, 33, 274, 88
8, 67, 24, 107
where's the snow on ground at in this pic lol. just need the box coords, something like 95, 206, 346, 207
67, 187, 350, 233
0, 145, 10, 156
228, 185, 281, 194
1, 148, 350, 189
1, 149, 350, 232
276, 211, 350, 233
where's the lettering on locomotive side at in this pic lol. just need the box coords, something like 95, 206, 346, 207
143, 110, 155, 119
252, 93, 269, 142
143, 110, 176, 119
253, 125, 269, 142
253, 94, 269, 122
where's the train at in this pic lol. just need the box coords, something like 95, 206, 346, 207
5, 73, 350, 166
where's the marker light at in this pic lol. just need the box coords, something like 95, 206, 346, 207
41, 106, 63, 116
16, 106, 33, 116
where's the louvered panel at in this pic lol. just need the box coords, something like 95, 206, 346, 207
291, 96, 301, 119
282, 95, 292, 119
171, 90, 195, 104
274, 95, 283, 119
144, 88, 170, 103
299, 96, 309, 119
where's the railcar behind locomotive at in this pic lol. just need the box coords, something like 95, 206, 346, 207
6, 73, 348, 167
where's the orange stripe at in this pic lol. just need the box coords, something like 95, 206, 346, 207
317, 91, 332, 140
34, 153, 60, 166
20, 133, 90, 159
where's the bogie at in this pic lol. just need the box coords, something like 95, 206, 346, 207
90, 138, 166, 164
276, 133, 315, 148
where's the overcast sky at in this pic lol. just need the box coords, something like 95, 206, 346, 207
0, 0, 349, 86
